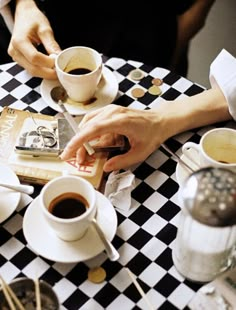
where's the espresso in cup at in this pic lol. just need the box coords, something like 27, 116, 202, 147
48, 192, 89, 219
40, 175, 96, 241
66, 68, 92, 75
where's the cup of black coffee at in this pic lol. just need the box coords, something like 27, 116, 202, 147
40, 175, 96, 241
52, 46, 103, 102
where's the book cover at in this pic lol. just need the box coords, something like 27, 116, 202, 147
0, 107, 108, 189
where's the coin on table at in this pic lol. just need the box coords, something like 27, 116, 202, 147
148, 85, 162, 96
152, 78, 163, 86
129, 69, 145, 81
88, 267, 106, 283
131, 87, 145, 98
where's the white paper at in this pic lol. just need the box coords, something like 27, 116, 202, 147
104, 170, 135, 211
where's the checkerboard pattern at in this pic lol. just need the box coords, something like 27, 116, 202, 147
0, 58, 233, 310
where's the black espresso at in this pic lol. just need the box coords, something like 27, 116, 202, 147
67, 68, 91, 75
48, 192, 89, 219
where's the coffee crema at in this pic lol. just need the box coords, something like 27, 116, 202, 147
48, 192, 89, 219
66, 68, 91, 75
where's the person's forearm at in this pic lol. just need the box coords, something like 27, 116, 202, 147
177, 0, 215, 44
155, 87, 232, 140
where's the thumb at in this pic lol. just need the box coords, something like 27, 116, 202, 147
39, 31, 62, 55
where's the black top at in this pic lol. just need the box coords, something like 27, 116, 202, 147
1, 1, 194, 75
36, 1, 193, 70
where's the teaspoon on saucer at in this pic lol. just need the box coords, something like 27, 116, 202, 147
0, 182, 34, 195
92, 218, 120, 261
50, 86, 95, 156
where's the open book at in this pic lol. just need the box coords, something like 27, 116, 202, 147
0, 107, 108, 189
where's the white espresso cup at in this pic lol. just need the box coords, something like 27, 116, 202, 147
53, 46, 103, 102
182, 128, 236, 172
40, 175, 96, 241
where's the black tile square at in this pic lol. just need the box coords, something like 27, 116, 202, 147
114, 94, 134, 107
154, 273, 180, 297
0, 227, 12, 246
38, 106, 57, 116
163, 139, 183, 154
134, 162, 156, 180
25, 77, 42, 89
130, 207, 153, 226
157, 201, 180, 221
137, 91, 161, 106
132, 182, 155, 204
0, 94, 17, 107
127, 252, 151, 275
139, 63, 153, 74
63, 289, 89, 310
0, 254, 7, 267
157, 178, 179, 199
155, 248, 173, 270
128, 229, 152, 250
7, 64, 24, 76
161, 87, 182, 100
21, 90, 41, 104
2, 78, 21, 92
41, 267, 62, 286
11, 247, 37, 269
163, 72, 181, 85
66, 263, 89, 286
117, 63, 136, 77
156, 223, 177, 245
139, 75, 154, 89
184, 84, 205, 96
102, 259, 122, 280
113, 234, 125, 250
159, 301, 179, 310
119, 78, 135, 93
158, 158, 177, 176
183, 279, 203, 292
124, 278, 149, 303
14, 229, 27, 245
94, 283, 120, 308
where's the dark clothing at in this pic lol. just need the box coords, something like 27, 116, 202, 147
0, 1, 194, 76
0, 15, 12, 63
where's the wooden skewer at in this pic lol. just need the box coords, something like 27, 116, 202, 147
0, 276, 23, 310
125, 268, 155, 310
34, 277, 41, 310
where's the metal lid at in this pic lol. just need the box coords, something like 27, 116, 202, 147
181, 167, 236, 227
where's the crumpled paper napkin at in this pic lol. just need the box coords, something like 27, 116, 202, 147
104, 170, 135, 211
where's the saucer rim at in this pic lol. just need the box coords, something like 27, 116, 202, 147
23, 191, 118, 263
0, 163, 21, 224
176, 148, 200, 187
40, 66, 118, 116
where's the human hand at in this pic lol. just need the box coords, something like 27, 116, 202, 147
8, 0, 61, 79
60, 104, 166, 172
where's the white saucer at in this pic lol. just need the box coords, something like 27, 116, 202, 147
40, 66, 118, 115
0, 164, 21, 223
176, 148, 200, 187
23, 191, 118, 263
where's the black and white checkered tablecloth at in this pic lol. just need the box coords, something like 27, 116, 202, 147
0, 57, 233, 310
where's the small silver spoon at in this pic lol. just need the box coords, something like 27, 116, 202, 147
50, 86, 95, 155
92, 218, 120, 261
161, 143, 197, 172
50, 86, 68, 103
0, 182, 34, 194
